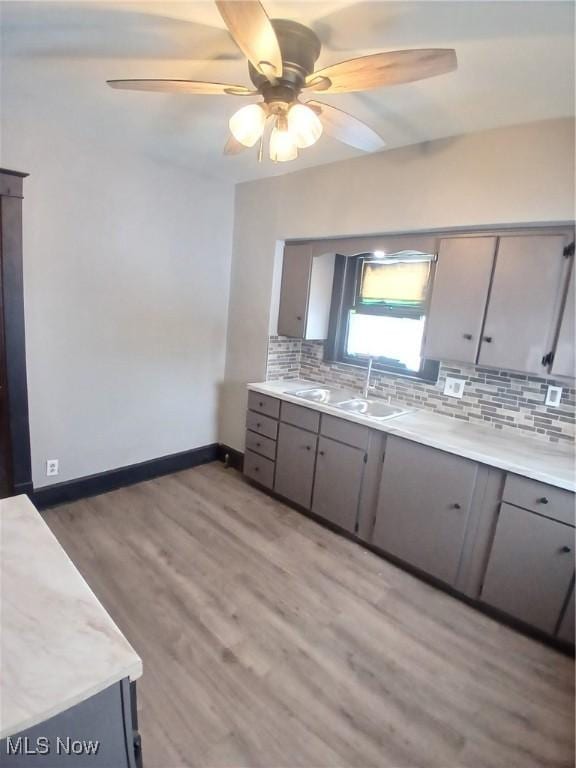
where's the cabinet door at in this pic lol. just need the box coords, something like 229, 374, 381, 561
424, 237, 496, 363
312, 436, 365, 533
372, 437, 478, 585
551, 256, 575, 378
274, 422, 317, 508
277, 243, 312, 338
481, 502, 575, 634
557, 586, 575, 644
478, 235, 568, 373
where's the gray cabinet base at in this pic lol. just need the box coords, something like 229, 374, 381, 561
0, 679, 142, 767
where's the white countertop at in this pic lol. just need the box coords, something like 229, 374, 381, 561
0, 495, 142, 740
248, 380, 576, 492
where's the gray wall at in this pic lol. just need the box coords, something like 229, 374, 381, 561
221, 118, 575, 451
1, 53, 235, 487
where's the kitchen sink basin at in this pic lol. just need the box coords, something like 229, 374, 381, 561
293, 387, 352, 404
336, 398, 411, 420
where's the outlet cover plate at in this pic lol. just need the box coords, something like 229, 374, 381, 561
545, 385, 563, 407
46, 459, 59, 477
444, 377, 465, 399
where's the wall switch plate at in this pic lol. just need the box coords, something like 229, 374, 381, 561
444, 377, 465, 399
545, 385, 563, 407
46, 459, 59, 477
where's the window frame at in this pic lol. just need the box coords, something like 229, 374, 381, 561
326, 252, 440, 383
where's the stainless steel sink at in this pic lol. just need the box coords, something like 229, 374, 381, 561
293, 387, 352, 404
336, 398, 411, 421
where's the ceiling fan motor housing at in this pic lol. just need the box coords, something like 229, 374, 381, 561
249, 19, 321, 102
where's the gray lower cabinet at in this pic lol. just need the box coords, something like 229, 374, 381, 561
274, 422, 317, 508
312, 436, 365, 533
372, 436, 478, 585
557, 587, 575, 644
0, 679, 141, 767
480, 502, 575, 634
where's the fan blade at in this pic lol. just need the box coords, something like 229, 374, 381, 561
224, 135, 249, 155
106, 79, 255, 96
306, 49, 457, 93
215, 1, 282, 80
307, 101, 385, 152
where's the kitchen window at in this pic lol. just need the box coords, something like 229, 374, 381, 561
326, 251, 440, 382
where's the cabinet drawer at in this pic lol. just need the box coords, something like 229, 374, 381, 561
281, 401, 320, 433
246, 410, 278, 441
248, 391, 281, 419
503, 474, 575, 526
244, 450, 275, 489
321, 414, 369, 449
245, 430, 276, 461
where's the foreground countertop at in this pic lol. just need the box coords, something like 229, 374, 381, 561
0, 495, 142, 740
248, 380, 576, 492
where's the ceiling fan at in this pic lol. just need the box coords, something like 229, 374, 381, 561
107, 1, 457, 163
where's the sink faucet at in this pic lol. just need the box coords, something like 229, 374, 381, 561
363, 357, 374, 399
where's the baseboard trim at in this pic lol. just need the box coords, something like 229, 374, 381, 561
31, 443, 219, 510
216, 444, 244, 471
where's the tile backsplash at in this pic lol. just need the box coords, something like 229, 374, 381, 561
266, 335, 575, 444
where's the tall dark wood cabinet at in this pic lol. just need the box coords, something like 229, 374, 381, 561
0, 169, 32, 498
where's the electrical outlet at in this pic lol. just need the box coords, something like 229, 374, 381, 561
545, 385, 563, 407
444, 377, 465, 399
46, 459, 59, 477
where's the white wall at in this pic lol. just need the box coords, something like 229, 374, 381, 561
1, 55, 235, 487
221, 118, 575, 451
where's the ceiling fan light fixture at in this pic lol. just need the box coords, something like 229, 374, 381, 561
269, 124, 298, 162
287, 103, 323, 148
229, 103, 267, 147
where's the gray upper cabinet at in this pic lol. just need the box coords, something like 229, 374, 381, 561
278, 243, 312, 338
372, 437, 478, 585
278, 242, 335, 339
481, 502, 575, 634
312, 436, 365, 533
551, 255, 575, 378
478, 235, 569, 373
424, 237, 496, 363
274, 422, 317, 508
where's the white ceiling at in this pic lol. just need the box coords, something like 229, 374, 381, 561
2, 1, 574, 183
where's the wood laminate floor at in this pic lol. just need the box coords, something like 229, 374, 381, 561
44, 463, 574, 768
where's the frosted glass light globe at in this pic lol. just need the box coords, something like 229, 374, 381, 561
269, 126, 298, 162
287, 104, 323, 148
229, 104, 266, 147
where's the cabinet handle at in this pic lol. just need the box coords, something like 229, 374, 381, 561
256, 422, 261, 428
259, 401, 264, 408
452, 503, 462, 510
254, 466, 259, 473
256, 442, 261, 447
305, 445, 311, 451
538, 497, 549, 505
559, 545, 571, 554
483, 336, 493, 343
463, 333, 473, 340
319, 450, 325, 456
296, 315, 302, 321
